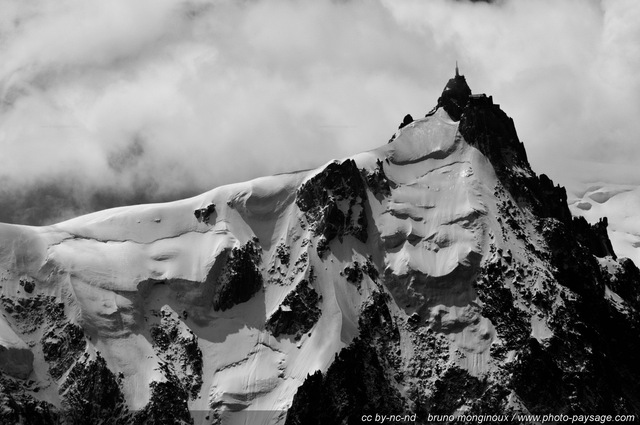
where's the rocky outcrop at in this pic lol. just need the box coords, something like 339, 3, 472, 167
456, 81, 619, 268
475, 261, 530, 351
543, 218, 606, 297
133, 367, 193, 425
42, 322, 86, 380
495, 206, 640, 417
429, 367, 486, 415
275, 243, 291, 267
0, 373, 59, 424
1, 295, 85, 380
511, 296, 640, 415
362, 159, 392, 198
341, 257, 379, 288
269, 244, 308, 286
211, 237, 263, 311
286, 292, 404, 425
60, 353, 130, 424
285, 342, 404, 425
608, 257, 640, 309
453, 84, 573, 227
149, 306, 203, 398
266, 280, 320, 340
458, 94, 533, 205
536, 174, 572, 223
573, 216, 617, 259
1, 294, 65, 334
18, 278, 35, 294
296, 159, 368, 256
194, 203, 216, 223
398, 114, 414, 129
436, 73, 471, 121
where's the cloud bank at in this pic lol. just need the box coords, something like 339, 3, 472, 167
0, 0, 638, 224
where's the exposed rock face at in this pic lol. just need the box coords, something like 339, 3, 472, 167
573, 216, 617, 259
437, 73, 575, 231
296, 159, 368, 255
457, 81, 614, 266
42, 322, 86, 380
19, 278, 35, 294
286, 292, 404, 425
194, 203, 216, 223
0, 373, 59, 424
511, 277, 640, 415
398, 114, 414, 129
133, 370, 193, 425
211, 237, 263, 311
60, 353, 130, 424
389, 114, 415, 143
453, 77, 640, 417
458, 94, 536, 209
1, 294, 64, 334
269, 243, 305, 286
266, 280, 320, 340
437, 73, 471, 121
608, 257, 640, 309
362, 159, 392, 198
341, 258, 378, 288
429, 367, 486, 415
275, 243, 291, 268
149, 306, 203, 398
538, 173, 572, 223
1, 295, 84, 380
475, 261, 529, 351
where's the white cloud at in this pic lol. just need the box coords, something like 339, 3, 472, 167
0, 0, 639, 223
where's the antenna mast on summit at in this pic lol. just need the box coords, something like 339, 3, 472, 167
455, 61, 460, 77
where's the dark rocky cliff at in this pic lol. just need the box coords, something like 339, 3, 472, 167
287, 71, 640, 423
296, 159, 369, 256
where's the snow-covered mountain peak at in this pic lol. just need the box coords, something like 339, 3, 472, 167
1, 74, 640, 424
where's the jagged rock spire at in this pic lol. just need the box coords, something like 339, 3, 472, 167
436, 65, 471, 121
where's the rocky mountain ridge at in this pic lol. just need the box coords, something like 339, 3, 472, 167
0, 71, 638, 424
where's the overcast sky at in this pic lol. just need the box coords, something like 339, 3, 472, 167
1, 0, 639, 224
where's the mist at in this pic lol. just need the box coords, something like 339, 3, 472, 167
1, 0, 638, 224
